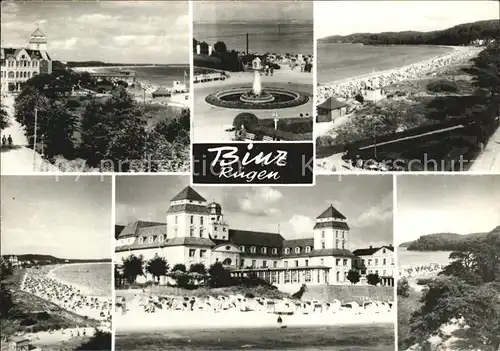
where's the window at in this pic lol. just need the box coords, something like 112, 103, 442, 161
251, 246, 256, 253
284, 271, 290, 283
382, 249, 386, 254
321, 242, 325, 249
305, 270, 311, 282
284, 248, 290, 254
199, 229, 203, 237
214, 226, 218, 231
200, 216, 204, 225
305, 246, 311, 253
251, 260, 256, 267
342, 241, 345, 249
335, 241, 339, 249
189, 249, 196, 257
138, 237, 144, 244
321, 231, 325, 238
336, 271, 340, 282
343, 259, 348, 266
336, 259, 340, 265
223, 227, 227, 231
200, 250, 206, 258
305, 260, 309, 267
295, 247, 300, 254
284, 261, 288, 268
294, 260, 299, 267
159, 235, 164, 242
190, 228, 194, 237
273, 261, 277, 268
239, 245, 245, 252
342, 231, 345, 239
320, 258, 324, 265
383, 258, 386, 265
383, 270, 386, 276
190, 215, 194, 224
272, 248, 277, 255
375, 259, 379, 265
148, 236, 153, 243
368, 259, 372, 265
263, 260, 267, 268
261, 247, 267, 254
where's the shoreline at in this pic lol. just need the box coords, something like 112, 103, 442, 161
48, 262, 111, 298
115, 310, 395, 332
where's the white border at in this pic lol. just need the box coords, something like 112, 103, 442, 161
110, 174, 116, 351
393, 173, 398, 351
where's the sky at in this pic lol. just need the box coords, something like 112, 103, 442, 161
397, 175, 500, 245
0, 1, 189, 64
193, 1, 313, 23
1, 176, 112, 259
315, 1, 499, 38
116, 175, 393, 250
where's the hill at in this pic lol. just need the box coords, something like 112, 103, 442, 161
3, 254, 111, 264
319, 19, 499, 46
400, 227, 500, 251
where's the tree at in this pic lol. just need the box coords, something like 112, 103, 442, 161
214, 41, 228, 54
172, 263, 186, 273
189, 263, 206, 275
346, 269, 361, 284
208, 262, 232, 287
122, 254, 144, 284
467, 42, 500, 98
75, 330, 111, 350
366, 273, 381, 286
146, 256, 169, 283
0, 105, 9, 130
39, 100, 77, 159
397, 277, 410, 298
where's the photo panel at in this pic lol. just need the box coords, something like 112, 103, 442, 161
0, 1, 190, 173
396, 174, 500, 350
192, 1, 314, 143
0, 175, 113, 350
314, 1, 500, 173
114, 174, 395, 350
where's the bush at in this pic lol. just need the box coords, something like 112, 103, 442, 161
233, 113, 259, 130
426, 80, 459, 93
66, 98, 82, 109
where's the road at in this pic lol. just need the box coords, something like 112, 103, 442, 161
1, 95, 59, 173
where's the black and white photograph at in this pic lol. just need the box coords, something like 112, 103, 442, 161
315, 1, 500, 172
113, 175, 395, 350
0, 1, 190, 173
0, 176, 112, 351
192, 1, 314, 142
397, 175, 500, 350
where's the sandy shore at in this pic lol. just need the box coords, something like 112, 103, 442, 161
48, 263, 110, 297
115, 309, 394, 332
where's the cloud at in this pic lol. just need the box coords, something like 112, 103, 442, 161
238, 187, 283, 217
287, 215, 315, 237
51, 38, 79, 50
352, 193, 393, 228
76, 14, 115, 24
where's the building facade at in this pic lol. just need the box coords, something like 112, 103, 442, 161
115, 186, 356, 290
352, 246, 395, 286
1, 28, 53, 93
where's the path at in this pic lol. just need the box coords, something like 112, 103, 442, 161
469, 122, 500, 172
1, 95, 59, 173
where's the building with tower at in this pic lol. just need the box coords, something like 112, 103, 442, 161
1, 27, 53, 93
115, 186, 362, 291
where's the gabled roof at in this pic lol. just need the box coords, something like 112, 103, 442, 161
1, 48, 51, 61
229, 229, 284, 247
283, 238, 314, 248
317, 97, 348, 111
31, 28, 46, 37
352, 245, 394, 257
317, 205, 346, 220
171, 186, 206, 202
117, 220, 166, 238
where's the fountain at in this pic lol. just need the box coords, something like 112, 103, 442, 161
205, 57, 309, 110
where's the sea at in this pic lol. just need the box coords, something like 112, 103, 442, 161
194, 23, 314, 55
317, 43, 454, 83
115, 324, 394, 350
52, 262, 112, 297
398, 247, 452, 269
95, 65, 190, 87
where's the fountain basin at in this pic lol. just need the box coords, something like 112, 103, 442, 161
205, 87, 309, 110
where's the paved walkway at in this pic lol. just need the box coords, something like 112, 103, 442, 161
469, 123, 500, 172
1, 95, 59, 173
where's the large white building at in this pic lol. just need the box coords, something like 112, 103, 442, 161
1, 28, 53, 93
115, 186, 356, 290
352, 245, 395, 286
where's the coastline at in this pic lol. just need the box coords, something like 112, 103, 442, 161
115, 310, 395, 332
48, 262, 111, 298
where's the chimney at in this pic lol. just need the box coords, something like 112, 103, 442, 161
369, 245, 373, 249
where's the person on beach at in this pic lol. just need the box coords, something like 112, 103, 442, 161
277, 315, 283, 327
7, 135, 13, 148
2, 135, 6, 146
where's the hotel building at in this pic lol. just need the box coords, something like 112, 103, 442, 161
1, 28, 53, 93
115, 186, 359, 291
352, 245, 395, 286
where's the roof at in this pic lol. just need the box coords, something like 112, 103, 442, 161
171, 186, 206, 202
117, 221, 166, 238
31, 28, 46, 37
283, 238, 314, 249
317, 97, 348, 111
116, 237, 215, 252
152, 87, 172, 97
352, 245, 394, 256
228, 229, 284, 247
167, 204, 209, 215
313, 221, 350, 230
309, 249, 354, 257
115, 225, 125, 239
317, 205, 346, 220
1, 47, 51, 61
